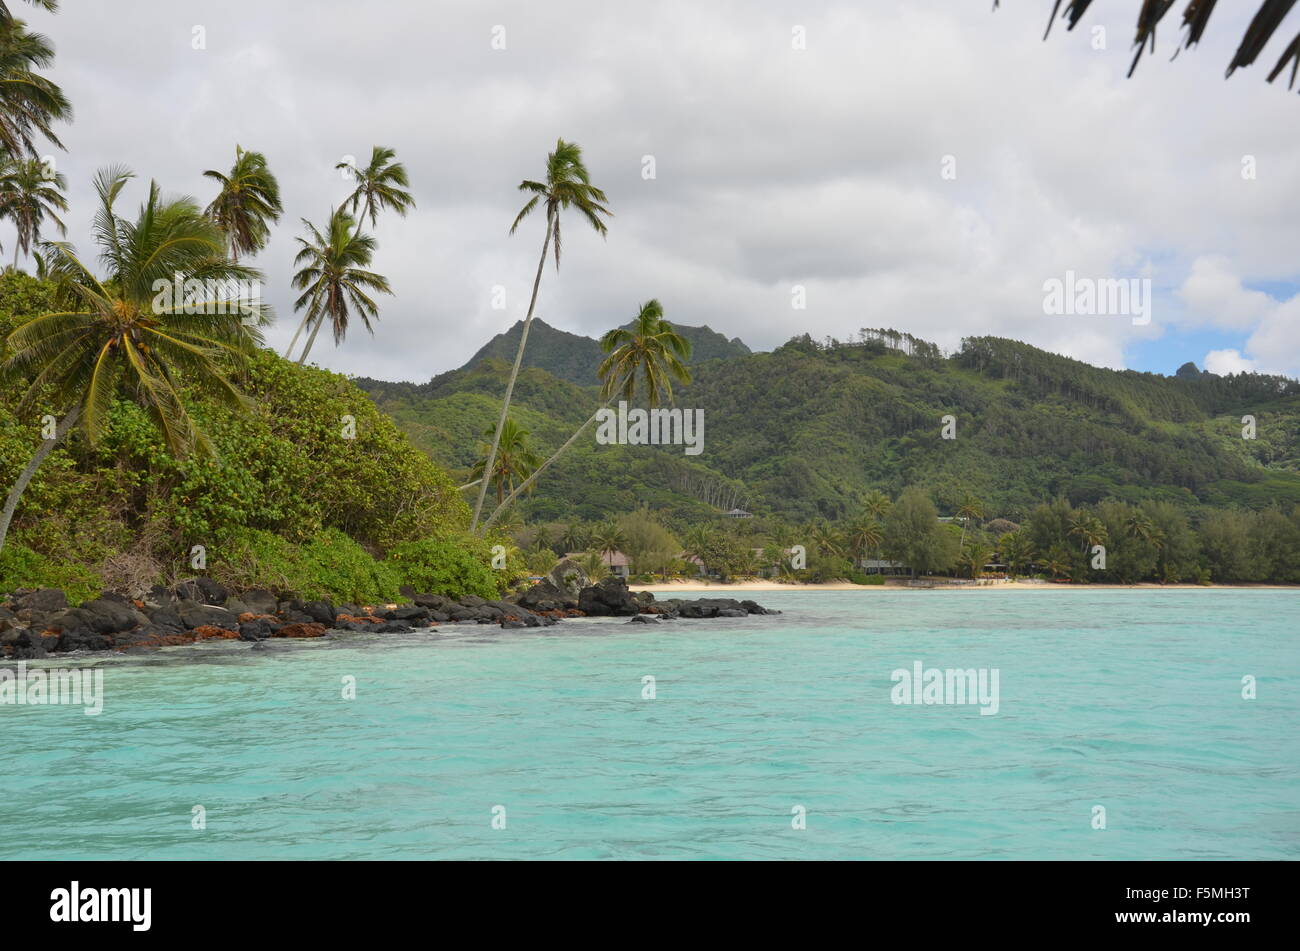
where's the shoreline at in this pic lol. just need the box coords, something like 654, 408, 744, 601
630, 579, 1300, 592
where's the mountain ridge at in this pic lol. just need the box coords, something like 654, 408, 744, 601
457, 318, 753, 385
354, 328, 1300, 524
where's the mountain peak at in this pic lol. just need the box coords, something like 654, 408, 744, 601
461, 318, 752, 385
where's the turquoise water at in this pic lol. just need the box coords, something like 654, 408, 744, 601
2, 589, 1297, 860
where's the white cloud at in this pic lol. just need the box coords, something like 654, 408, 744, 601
1203, 349, 1258, 376
11, 0, 1300, 381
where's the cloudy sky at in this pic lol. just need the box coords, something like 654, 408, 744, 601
14, 0, 1300, 381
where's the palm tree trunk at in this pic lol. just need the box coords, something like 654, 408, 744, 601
0, 405, 81, 555
470, 210, 554, 534
480, 394, 614, 533
297, 315, 324, 365
284, 310, 313, 359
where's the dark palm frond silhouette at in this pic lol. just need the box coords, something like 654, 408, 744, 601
995, 0, 1300, 93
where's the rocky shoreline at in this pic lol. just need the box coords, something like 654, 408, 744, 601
0, 574, 779, 660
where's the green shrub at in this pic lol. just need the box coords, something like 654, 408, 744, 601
209, 527, 402, 604
0, 543, 103, 604
386, 535, 504, 600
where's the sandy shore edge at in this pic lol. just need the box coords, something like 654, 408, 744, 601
629, 580, 1298, 592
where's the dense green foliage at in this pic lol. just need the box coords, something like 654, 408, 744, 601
0, 273, 489, 601
386, 536, 502, 600
358, 327, 1300, 529
210, 527, 402, 604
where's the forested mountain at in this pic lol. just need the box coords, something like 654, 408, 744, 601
453, 318, 751, 385
355, 329, 1300, 525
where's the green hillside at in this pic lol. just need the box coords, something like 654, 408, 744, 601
356, 328, 1300, 525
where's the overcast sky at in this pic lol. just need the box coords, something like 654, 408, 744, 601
14, 0, 1300, 381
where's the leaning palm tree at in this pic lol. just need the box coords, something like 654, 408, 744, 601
336, 146, 415, 231
287, 208, 392, 364
1002, 1, 1300, 96
0, 151, 66, 270
0, 15, 71, 159
203, 145, 283, 261
470, 138, 612, 533
478, 300, 689, 532
468, 418, 540, 509
0, 165, 265, 554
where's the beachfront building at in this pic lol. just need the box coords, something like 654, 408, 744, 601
859, 558, 910, 576
563, 551, 632, 579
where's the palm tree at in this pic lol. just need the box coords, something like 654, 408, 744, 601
844, 515, 883, 565
1069, 512, 1107, 557
478, 300, 688, 532
559, 521, 588, 553
962, 541, 994, 580
470, 138, 611, 533
809, 520, 844, 558
998, 531, 1035, 579
595, 299, 691, 407
469, 417, 541, 509
862, 488, 891, 520
591, 521, 625, 567
1043, 545, 1073, 583
336, 146, 415, 231
681, 524, 714, 569
0, 166, 264, 554
956, 493, 984, 547
492, 506, 524, 538
1002, 1, 1300, 96
202, 145, 283, 262
287, 208, 392, 364
1124, 511, 1158, 546
575, 549, 609, 580
736, 548, 762, 578
0, 15, 70, 160
0, 151, 66, 269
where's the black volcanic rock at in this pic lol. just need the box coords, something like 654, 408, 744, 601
577, 577, 641, 616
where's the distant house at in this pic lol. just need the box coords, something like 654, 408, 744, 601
859, 558, 909, 575
682, 554, 707, 576
724, 508, 753, 518
565, 550, 631, 579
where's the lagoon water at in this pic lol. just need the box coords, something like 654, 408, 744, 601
2, 589, 1297, 860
